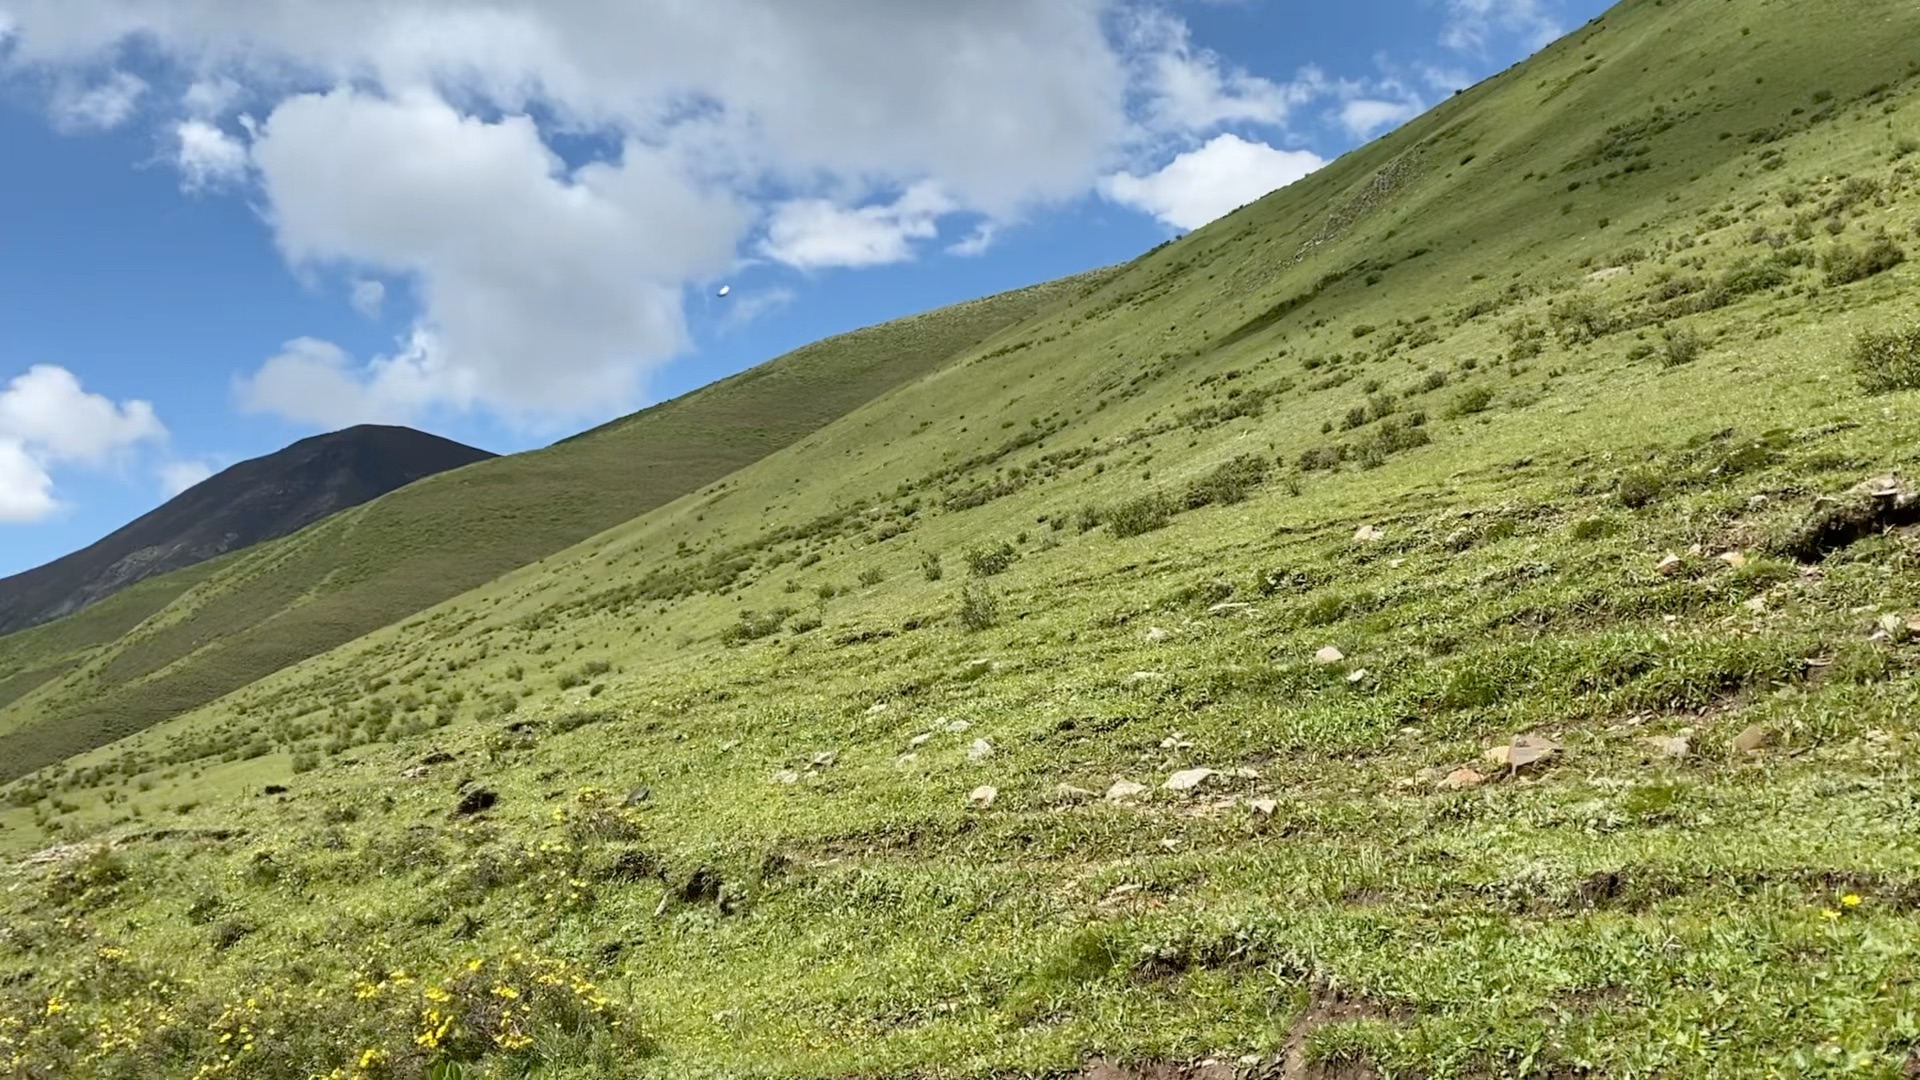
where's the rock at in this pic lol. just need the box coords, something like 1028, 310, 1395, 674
1485, 734, 1561, 770
1876, 613, 1909, 642
945, 719, 972, 734
1414, 766, 1448, 786
1645, 735, 1690, 759
893, 753, 919, 769
1346, 668, 1370, 683
1744, 596, 1768, 613
1718, 550, 1748, 569
966, 785, 998, 809
1656, 553, 1684, 576
1051, 784, 1099, 805
1105, 779, 1149, 802
1127, 671, 1164, 683
1354, 524, 1385, 543
623, 785, 652, 807
1313, 645, 1346, 665
959, 658, 996, 679
866, 702, 891, 715
1731, 725, 1775, 754
1438, 767, 1486, 790
1163, 767, 1218, 792
1208, 602, 1253, 616
1230, 767, 1263, 779
807, 751, 838, 771
771, 769, 802, 785
1159, 732, 1193, 750
908, 733, 933, 750
1145, 626, 1172, 644
400, 765, 430, 781
967, 739, 995, 763
1248, 797, 1279, 816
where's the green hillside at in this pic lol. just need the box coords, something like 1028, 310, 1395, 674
8, 0, 1920, 1076
0, 274, 1097, 783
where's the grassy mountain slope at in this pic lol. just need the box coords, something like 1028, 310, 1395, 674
0, 275, 1096, 783
10, 0, 1920, 1075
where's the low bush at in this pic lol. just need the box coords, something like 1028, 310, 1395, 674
1852, 322, 1920, 394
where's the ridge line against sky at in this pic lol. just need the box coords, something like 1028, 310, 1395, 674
0, 0, 1603, 575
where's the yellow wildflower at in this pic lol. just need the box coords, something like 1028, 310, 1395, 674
1842, 893, 1863, 908
1821, 908, 1842, 920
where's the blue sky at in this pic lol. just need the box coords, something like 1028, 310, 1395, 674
0, 0, 1608, 576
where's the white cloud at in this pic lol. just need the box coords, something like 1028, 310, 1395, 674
182, 76, 244, 118
1441, 0, 1564, 53
1099, 133, 1324, 231
947, 222, 998, 258
48, 69, 145, 131
717, 287, 798, 332
1338, 97, 1422, 140
761, 182, 955, 270
1124, 8, 1323, 134
173, 118, 250, 190
350, 278, 386, 318
0, 365, 169, 524
158, 459, 215, 497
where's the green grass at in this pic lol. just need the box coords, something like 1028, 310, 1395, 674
8, 0, 1920, 1076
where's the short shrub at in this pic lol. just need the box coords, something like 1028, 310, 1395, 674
958, 582, 999, 631
1822, 237, 1907, 285
857, 567, 885, 587
1851, 323, 1920, 394
1617, 470, 1663, 509
1184, 454, 1270, 509
721, 608, 795, 645
1547, 294, 1618, 345
1660, 327, 1704, 367
1446, 386, 1496, 417
1104, 493, 1177, 538
965, 542, 1017, 576
920, 551, 944, 581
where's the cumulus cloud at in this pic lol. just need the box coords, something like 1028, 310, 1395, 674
0, 365, 168, 523
174, 118, 250, 190
947, 222, 999, 258
48, 69, 145, 131
1123, 8, 1324, 133
1099, 133, 1324, 231
1337, 96, 1423, 140
717, 287, 798, 333
761, 183, 955, 270
350, 278, 386, 318
1442, 0, 1564, 53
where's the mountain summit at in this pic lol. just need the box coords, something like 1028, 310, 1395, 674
0, 424, 494, 635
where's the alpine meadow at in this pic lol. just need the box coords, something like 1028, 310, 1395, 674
9, 0, 1920, 1077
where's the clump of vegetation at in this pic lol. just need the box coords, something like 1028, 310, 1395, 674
1617, 470, 1664, 508
1183, 454, 1271, 509
1104, 492, 1178, 537
1851, 322, 1920, 394
957, 582, 999, 631
1547, 293, 1619, 345
856, 567, 885, 587
721, 607, 795, 645
1446, 386, 1496, 417
1821, 235, 1907, 284
920, 551, 944, 581
1661, 326, 1705, 367
965, 542, 1016, 577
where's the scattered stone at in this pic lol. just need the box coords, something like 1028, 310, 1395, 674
1346, 668, 1370, 684
1051, 784, 1099, 805
1484, 734, 1561, 771
1313, 645, 1346, 665
960, 658, 997, 679
908, 733, 933, 749
1645, 735, 1691, 759
1127, 671, 1164, 683
1744, 596, 1768, 613
1159, 732, 1193, 750
400, 765, 430, 781
966, 785, 999, 809
1145, 626, 1172, 644
967, 739, 995, 763
866, 702, 892, 715
945, 719, 972, 734
1105, 779, 1149, 802
718, 740, 739, 753
1656, 553, 1684, 576
1414, 766, 1448, 786
418, 751, 456, 766
1686, 543, 1705, 558
1208, 602, 1253, 616
771, 769, 802, 785
1718, 550, 1748, 569
623, 786, 652, 807
894, 753, 919, 769
1438, 767, 1486, 790
1248, 797, 1279, 816
1876, 613, 1909, 642
453, 788, 498, 816
1230, 767, 1263, 779
1732, 725, 1775, 754
807, 751, 838, 771
1163, 767, 1218, 792
1354, 524, 1385, 542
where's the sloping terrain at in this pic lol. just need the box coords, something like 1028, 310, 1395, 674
0, 275, 1094, 783
8, 0, 1920, 1076
0, 425, 496, 636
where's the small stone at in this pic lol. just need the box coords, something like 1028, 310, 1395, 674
866, 702, 892, 715
1163, 767, 1218, 792
1388, 558, 1406, 568
1146, 626, 1172, 644
1159, 732, 1193, 750
966, 785, 998, 809
808, 751, 839, 771
1314, 645, 1346, 665
1105, 779, 1149, 802
946, 719, 972, 733
1732, 725, 1775, 754
1485, 734, 1560, 770
967, 738, 995, 763
1438, 767, 1486, 790
1230, 767, 1262, 779
1414, 766, 1448, 786
1354, 524, 1385, 542
959, 658, 996, 678
1718, 550, 1748, 569
894, 753, 919, 769
1877, 613, 1908, 641
1051, 784, 1099, 804
1744, 596, 1768, 613
623, 785, 652, 807
908, 733, 933, 749
1208, 602, 1253, 616
1248, 797, 1279, 816
400, 765, 430, 781
1686, 543, 1705, 558
1656, 553, 1684, 576
1128, 671, 1164, 683
772, 769, 802, 785
1346, 668, 1370, 683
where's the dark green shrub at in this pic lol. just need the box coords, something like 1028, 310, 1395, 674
965, 542, 1017, 576
1822, 236, 1906, 284
1183, 454, 1270, 509
1660, 327, 1704, 367
1852, 323, 1920, 394
1446, 386, 1495, 417
721, 608, 795, 645
958, 583, 999, 631
1103, 493, 1177, 538
857, 567, 885, 587
1617, 471, 1663, 509
920, 552, 944, 581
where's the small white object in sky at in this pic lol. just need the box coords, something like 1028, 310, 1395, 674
716, 284, 731, 297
